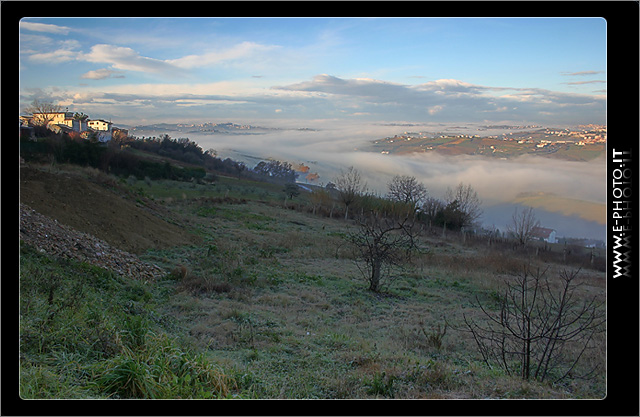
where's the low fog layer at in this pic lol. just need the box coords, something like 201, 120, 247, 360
133, 121, 606, 240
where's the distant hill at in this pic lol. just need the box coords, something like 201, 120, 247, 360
365, 127, 606, 161
513, 191, 605, 225
130, 122, 285, 136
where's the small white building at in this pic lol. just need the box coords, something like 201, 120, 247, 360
87, 119, 113, 141
531, 227, 557, 244
87, 119, 112, 132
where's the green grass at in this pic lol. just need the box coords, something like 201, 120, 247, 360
19, 243, 239, 399
133, 175, 288, 204
19, 175, 606, 400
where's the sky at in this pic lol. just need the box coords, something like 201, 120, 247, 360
19, 17, 606, 126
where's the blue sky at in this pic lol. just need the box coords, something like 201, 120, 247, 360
19, 17, 606, 126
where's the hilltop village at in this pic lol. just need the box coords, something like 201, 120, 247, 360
19, 110, 128, 142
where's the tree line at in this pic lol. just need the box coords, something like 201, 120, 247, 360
318, 168, 482, 233
20, 130, 299, 185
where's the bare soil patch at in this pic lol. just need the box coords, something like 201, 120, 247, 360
19, 166, 201, 255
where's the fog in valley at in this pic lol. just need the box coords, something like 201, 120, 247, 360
133, 120, 606, 241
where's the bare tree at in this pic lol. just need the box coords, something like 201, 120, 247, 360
24, 99, 62, 127
345, 209, 422, 292
463, 267, 605, 383
509, 206, 540, 246
444, 182, 482, 228
387, 175, 428, 208
310, 188, 335, 216
421, 196, 445, 228
334, 166, 366, 220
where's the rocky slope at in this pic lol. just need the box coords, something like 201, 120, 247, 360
19, 165, 201, 280
20, 203, 165, 281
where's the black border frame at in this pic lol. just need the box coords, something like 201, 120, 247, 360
5, 2, 638, 416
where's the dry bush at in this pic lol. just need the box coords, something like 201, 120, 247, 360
463, 266, 605, 383
173, 265, 232, 295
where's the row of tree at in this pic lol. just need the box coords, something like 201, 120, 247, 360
316, 168, 545, 247
322, 167, 482, 232
126, 135, 300, 184
317, 168, 551, 292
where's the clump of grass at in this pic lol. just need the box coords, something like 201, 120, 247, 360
19, 243, 239, 399
418, 321, 448, 351
403, 359, 454, 392
91, 333, 236, 399
179, 271, 233, 295
364, 371, 396, 398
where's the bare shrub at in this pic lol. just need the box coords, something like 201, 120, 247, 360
345, 210, 422, 292
463, 266, 605, 383
173, 265, 232, 294
418, 321, 448, 351
508, 207, 540, 247
334, 166, 367, 220
444, 182, 482, 228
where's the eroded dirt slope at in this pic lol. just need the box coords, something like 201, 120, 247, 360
19, 166, 201, 255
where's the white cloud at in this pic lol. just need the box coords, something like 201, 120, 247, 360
561, 71, 604, 76
82, 44, 181, 74
72, 41, 282, 78
563, 80, 606, 86
273, 75, 604, 124
80, 68, 125, 80
20, 21, 71, 35
24, 36, 82, 64
26, 72, 605, 127
28, 49, 78, 64
19, 33, 55, 51
167, 41, 279, 69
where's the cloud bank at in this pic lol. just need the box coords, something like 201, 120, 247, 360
21, 74, 606, 127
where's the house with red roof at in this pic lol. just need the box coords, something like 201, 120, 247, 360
531, 227, 557, 244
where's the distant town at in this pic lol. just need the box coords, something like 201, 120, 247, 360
368, 124, 606, 161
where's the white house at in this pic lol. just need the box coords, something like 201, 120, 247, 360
30, 111, 74, 127
87, 119, 112, 132
86, 119, 113, 142
531, 227, 557, 244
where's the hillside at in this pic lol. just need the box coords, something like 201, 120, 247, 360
18, 162, 606, 401
20, 165, 201, 254
366, 131, 606, 161
514, 191, 606, 225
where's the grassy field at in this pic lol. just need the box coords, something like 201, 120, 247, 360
19, 170, 607, 400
